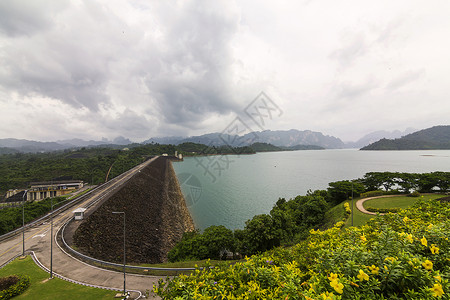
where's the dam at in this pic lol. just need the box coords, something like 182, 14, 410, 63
66, 156, 194, 264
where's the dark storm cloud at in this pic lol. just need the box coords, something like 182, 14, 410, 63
0, 1, 127, 111
145, 1, 241, 126
1, 0, 243, 124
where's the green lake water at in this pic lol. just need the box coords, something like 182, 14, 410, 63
173, 149, 450, 230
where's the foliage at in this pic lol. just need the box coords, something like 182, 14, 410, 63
177, 142, 255, 155
327, 181, 365, 205
360, 190, 385, 198
168, 226, 236, 262
249, 142, 284, 152
362, 172, 450, 193
365, 206, 401, 213
408, 191, 421, 197
0, 275, 30, 299
154, 199, 450, 299
169, 193, 331, 262
0, 197, 67, 235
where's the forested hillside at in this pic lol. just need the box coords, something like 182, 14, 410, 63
0, 142, 254, 195
361, 125, 450, 150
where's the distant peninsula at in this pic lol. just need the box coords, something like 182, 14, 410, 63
361, 125, 450, 150
250, 142, 324, 152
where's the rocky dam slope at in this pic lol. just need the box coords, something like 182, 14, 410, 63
72, 156, 194, 264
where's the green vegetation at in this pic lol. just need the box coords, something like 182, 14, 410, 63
0, 256, 116, 299
248, 142, 324, 152
176, 142, 255, 155
249, 142, 284, 152
361, 125, 450, 150
154, 199, 450, 299
0, 142, 257, 196
0, 197, 68, 235
0, 275, 30, 299
168, 190, 331, 262
362, 171, 449, 193
169, 171, 449, 263
363, 194, 443, 211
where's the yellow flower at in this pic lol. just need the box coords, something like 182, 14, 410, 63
403, 216, 409, 223
320, 292, 334, 300
422, 260, 433, 270
360, 235, 367, 242
421, 236, 428, 247
357, 269, 369, 281
406, 234, 413, 243
368, 265, 379, 275
430, 283, 444, 297
329, 279, 344, 294
430, 244, 439, 254
327, 273, 338, 281
434, 275, 442, 282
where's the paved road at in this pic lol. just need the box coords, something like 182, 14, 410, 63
0, 157, 162, 299
355, 195, 398, 215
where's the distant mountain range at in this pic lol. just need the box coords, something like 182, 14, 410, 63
1, 126, 448, 153
345, 128, 417, 149
361, 125, 450, 150
144, 129, 345, 149
0, 136, 132, 154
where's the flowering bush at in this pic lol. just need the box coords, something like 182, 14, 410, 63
0, 275, 30, 299
154, 199, 449, 299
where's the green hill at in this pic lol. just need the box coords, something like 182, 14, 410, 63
249, 142, 284, 152
361, 125, 450, 150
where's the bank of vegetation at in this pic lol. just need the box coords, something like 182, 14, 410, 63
0, 197, 67, 235
155, 199, 449, 299
156, 171, 450, 298
167, 171, 449, 263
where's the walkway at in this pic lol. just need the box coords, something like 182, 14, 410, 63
355, 195, 398, 215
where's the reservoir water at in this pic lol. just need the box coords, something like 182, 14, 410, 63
173, 149, 450, 230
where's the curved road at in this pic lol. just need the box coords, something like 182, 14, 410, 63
0, 157, 162, 299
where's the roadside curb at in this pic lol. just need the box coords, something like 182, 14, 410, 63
29, 251, 142, 299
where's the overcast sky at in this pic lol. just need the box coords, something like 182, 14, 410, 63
1, 0, 449, 142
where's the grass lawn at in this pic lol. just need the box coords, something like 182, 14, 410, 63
362, 194, 443, 210
343, 193, 444, 228
344, 198, 375, 228
0, 256, 117, 300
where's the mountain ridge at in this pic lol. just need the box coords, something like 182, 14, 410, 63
361, 125, 450, 150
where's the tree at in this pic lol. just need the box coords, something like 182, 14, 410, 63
202, 225, 235, 259
240, 214, 281, 255
395, 172, 418, 193
327, 180, 365, 204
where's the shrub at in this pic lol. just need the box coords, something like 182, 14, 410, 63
0, 275, 30, 299
408, 191, 421, 197
360, 190, 384, 198
154, 199, 450, 299
365, 207, 401, 213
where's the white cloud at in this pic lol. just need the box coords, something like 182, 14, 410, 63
0, 0, 449, 142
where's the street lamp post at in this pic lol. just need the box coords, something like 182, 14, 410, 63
22, 190, 28, 256
50, 197, 54, 279
351, 181, 354, 226
112, 211, 126, 296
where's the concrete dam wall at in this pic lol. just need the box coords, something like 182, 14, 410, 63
72, 156, 194, 264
